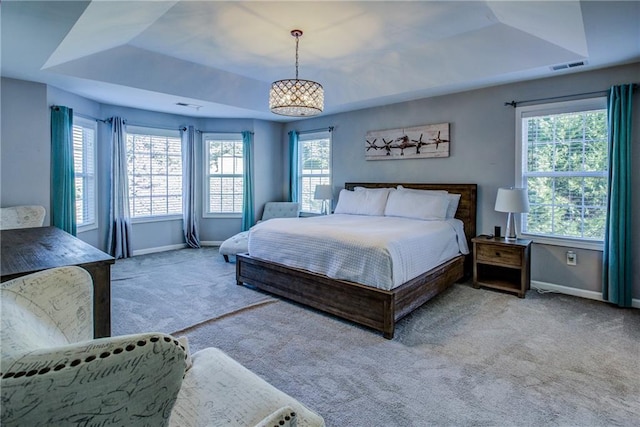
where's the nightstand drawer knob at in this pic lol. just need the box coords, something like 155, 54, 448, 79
495, 252, 500, 256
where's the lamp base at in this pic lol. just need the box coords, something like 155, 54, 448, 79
505, 213, 517, 240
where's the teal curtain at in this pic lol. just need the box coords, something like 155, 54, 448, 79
50, 106, 77, 235
182, 126, 200, 247
241, 131, 254, 231
602, 84, 634, 307
288, 130, 299, 202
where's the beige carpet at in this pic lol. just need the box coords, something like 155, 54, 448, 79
111, 248, 640, 426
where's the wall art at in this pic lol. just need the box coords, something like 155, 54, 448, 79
365, 122, 450, 160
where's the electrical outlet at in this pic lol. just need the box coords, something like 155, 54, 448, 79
566, 251, 577, 266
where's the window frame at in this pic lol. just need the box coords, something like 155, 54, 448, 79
202, 132, 244, 218
73, 116, 98, 232
297, 130, 332, 214
125, 125, 183, 223
515, 97, 608, 250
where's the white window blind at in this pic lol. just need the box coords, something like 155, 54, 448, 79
126, 126, 182, 218
516, 98, 608, 245
203, 133, 244, 215
72, 117, 97, 229
298, 131, 331, 213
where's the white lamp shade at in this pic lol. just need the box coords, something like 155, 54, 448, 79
314, 184, 333, 200
495, 187, 529, 213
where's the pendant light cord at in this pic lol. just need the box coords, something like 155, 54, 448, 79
294, 33, 300, 80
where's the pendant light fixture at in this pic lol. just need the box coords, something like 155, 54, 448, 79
269, 29, 324, 117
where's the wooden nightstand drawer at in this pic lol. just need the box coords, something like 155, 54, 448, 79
476, 243, 521, 267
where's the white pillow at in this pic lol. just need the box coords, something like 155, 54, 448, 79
445, 193, 461, 219
396, 185, 447, 196
396, 185, 460, 218
334, 189, 389, 216
384, 190, 449, 220
354, 186, 394, 193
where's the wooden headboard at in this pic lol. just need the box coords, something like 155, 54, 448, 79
344, 183, 478, 274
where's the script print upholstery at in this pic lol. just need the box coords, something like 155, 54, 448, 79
1, 266, 325, 427
1, 267, 187, 426
0, 205, 46, 230
170, 348, 322, 426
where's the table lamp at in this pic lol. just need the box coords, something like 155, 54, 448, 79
313, 184, 333, 215
494, 187, 529, 240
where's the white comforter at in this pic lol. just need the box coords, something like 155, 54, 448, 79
248, 214, 469, 291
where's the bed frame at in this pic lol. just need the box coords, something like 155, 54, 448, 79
236, 183, 477, 339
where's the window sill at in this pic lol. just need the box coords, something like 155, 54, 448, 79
77, 223, 98, 233
521, 234, 603, 251
203, 213, 242, 219
132, 215, 182, 224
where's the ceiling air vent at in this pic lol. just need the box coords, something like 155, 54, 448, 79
551, 61, 587, 71
175, 102, 202, 110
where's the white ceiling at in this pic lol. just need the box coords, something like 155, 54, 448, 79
2, 1, 639, 122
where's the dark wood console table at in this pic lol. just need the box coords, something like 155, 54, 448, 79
1, 226, 115, 338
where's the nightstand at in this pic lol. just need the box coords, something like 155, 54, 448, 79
472, 235, 532, 298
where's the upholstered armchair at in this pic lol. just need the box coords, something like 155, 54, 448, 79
219, 202, 300, 262
1, 266, 324, 427
0, 205, 46, 229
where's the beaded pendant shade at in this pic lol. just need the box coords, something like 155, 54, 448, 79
269, 30, 324, 117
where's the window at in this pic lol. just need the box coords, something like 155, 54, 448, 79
298, 131, 332, 213
126, 126, 182, 219
72, 117, 97, 230
516, 98, 608, 247
203, 133, 243, 215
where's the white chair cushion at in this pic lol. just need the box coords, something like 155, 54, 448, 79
255, 406, 298, 427
219, 230, 249, 256
169, 347, 324, 427
0, 205, 45, 230
0, 266, 93, 358
261, 202, 299, 221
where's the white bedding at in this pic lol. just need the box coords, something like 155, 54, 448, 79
248, 214, 469, 291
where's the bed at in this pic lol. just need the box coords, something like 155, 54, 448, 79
236, 183, 477, 339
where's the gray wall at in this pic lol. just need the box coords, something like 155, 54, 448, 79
253, 119, 285, 218
1, 79, 50, 224
195, 116, 283, 242
97, 104, 197, 253
2, 78, 285, 253
284, 62, 640, 300
2, 62, 638, 300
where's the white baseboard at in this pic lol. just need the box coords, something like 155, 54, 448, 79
200, 241, 223, 247
132, 243, 188, 256
131, 241, 221, 256
532, 280, 640, 309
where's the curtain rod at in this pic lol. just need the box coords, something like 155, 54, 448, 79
57, 107, 330, 134
505, 83, 639, 108
297, 126, 334, 135
124, 121, 184, 132
195, 130, 254, 134
73, 113, 110, 123
52, 106, 108, 123
72, 114, 181, 129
